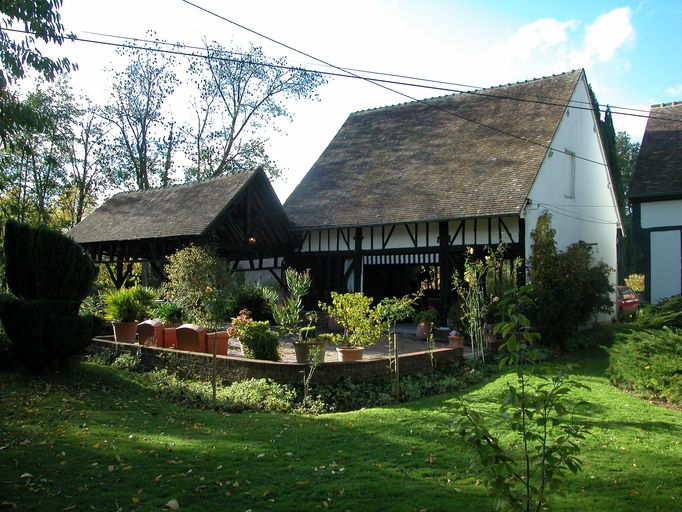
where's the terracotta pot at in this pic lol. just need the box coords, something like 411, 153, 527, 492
336, 347, 364, 361
448, 335, 464, 348
415, 321, 432, 340
293, 340, 326, 364
207, 331, 229, 356
163, 327, 177, 349
112, 321, 137, 343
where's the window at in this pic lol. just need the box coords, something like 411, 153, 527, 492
564, 149, 576, 199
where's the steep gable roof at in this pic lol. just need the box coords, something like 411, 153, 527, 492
284, 70, 583, 229
629, 102, 682, 200
69, 169, 266, 244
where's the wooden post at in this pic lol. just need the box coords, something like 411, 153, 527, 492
438, 221, 450, 324
353, 227, 363, 292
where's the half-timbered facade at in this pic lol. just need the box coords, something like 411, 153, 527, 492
284, 69, 620, 318
630, 102, 682, 303
70, 70, 620, 319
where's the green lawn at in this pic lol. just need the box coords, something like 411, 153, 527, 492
1, 342, 680, 511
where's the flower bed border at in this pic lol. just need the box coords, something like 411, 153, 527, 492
89, 337, 463, 385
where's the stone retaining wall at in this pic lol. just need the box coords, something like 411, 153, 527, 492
89, 337, 464, 385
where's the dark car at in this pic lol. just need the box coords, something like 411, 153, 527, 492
617, 285, 640, 319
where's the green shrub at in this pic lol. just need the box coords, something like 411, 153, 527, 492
141, 370, 297, 413
240, 321, 280, 361
153, 301, 184, 325
111, 353, 142, 372
104, 286, 155, 322
637, 294, 682, 329
162, 245, 234, 325
299, 326, 316, 340
0, 221, 100, 373
230, 285, 275, 322
528, 213, 613, 348
1, 296, 103, 373
223, 379, 297, 413
607, 327, 682, 404
3, 219, 96, 311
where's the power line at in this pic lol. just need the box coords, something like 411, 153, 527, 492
176, 0, 615, 169
2, 25, 679, 125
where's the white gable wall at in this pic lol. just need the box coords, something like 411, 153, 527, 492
524, 74, 620, 318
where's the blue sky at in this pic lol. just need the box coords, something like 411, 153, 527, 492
57, 0, 682, 198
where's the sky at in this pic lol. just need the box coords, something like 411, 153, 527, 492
52, 0, 682, 200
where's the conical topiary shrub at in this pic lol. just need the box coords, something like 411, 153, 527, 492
0, 220, 100, 372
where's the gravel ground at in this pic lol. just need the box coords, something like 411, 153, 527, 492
225, 324, 473, 362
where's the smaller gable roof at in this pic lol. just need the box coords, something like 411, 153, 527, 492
629, 102, 682, 199
70, 170, 261, 244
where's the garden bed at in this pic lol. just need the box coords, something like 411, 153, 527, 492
89, 335, 463, 385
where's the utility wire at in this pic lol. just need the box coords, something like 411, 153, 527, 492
176, 0, 618, 168
2, 25, 679, 124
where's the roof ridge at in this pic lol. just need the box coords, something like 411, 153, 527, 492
351, 69, 582, 116
112, 170, 255, 197
651, 100, 682, 108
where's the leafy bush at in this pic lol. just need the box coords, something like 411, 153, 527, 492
163, 245, 234, 325
240, 321, 280, 361
528, 212, 613, 348
318, 292, 385, 348
229, 284, 275, 322
222, 379, 297, 413
142, 370, 297, 413
453, 286, 591, 511
153, 301, 184, 325
636, 294, 682, 329
111, 353, 142, 372
607, 327, 682, 404
104, 286, 155, 322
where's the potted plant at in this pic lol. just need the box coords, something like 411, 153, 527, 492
153, 301, 184, 327
104, 286, 155, 343
273, 268, 324, 363
227, 308, 254, 355
448, 329, 464, 349
319, 292, 385, 361
293, 314, 326, 364
239, 320, 280, 361
414, 308, 438, 340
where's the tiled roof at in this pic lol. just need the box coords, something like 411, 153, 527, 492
629, 102, 682, 199
284, 70, 583, 229
69, 171, 256, 243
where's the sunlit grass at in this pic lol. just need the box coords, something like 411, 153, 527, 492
0, 339, 680, 511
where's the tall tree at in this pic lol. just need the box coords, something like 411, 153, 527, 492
0, 78, 76, 227
184, 42, 325, 181
614, 130, 641, 281
62, 98, 110, 225
0, 0, 75, 146
102, 35, 179, 190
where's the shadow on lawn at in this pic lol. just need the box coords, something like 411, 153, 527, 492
0, 362, 491, 511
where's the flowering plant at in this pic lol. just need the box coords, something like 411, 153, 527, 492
449, 329, 462, 337
227, 309, 253, 338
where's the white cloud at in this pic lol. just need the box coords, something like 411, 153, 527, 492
477, 7, 635, 86
665, 84, 682, 97
571, 7, 634, 68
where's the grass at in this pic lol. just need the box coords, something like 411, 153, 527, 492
1, 336, 681, 511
